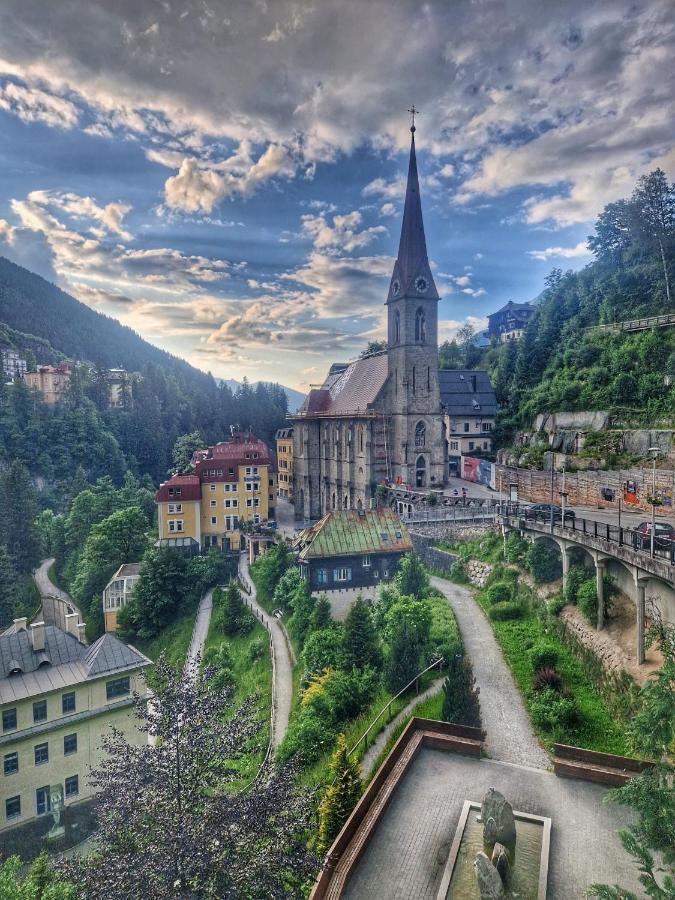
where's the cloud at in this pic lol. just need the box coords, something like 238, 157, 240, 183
444, 270, 487, 297
527, 241, 591, 261
0, 218, 16, 244
0, 80, 79, 129
301, 210, 386, 254
25, 190, 132, 239
379, 202, 396, 217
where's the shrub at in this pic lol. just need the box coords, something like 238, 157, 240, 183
489, 601, 524, 621
577, 579, 599, 625
485, 581, 512, 605
316, 735, 362, 855
530, 687, 578, 732
528, 642, 559, 671
395, 554, 430, 600
532, 667, 564, 693
526, 541, 562, 583
565, 565, 587, 605
442, 652, 481, 728
247, 638, 267, 663
449, 560, 468, 584
504, 531, 528, 564
547, 595, 566, 617
277, 708, 336, 766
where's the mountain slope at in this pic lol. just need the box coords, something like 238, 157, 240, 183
222, 379, 305, 413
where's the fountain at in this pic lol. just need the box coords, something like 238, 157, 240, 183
435, 789, 551, 900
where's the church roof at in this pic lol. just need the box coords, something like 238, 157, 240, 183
296, 352, 388, 418
387, 127, 439, 303
295, 508, 412, 560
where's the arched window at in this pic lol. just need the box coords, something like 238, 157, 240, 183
394, 310, 400, 344
415, 455, 427, 488
332, 492, 336, 510
415, 421, 426, 448
415, 307, 426, 342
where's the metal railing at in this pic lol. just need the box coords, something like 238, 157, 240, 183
589, 313, 675, 334
504, 505, 675, 565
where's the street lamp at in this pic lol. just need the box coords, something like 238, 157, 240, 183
647, 447, 660, 558
558, 466, 568, 527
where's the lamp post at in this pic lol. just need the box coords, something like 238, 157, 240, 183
559, 466, 568, 527
647, 447, 660, 558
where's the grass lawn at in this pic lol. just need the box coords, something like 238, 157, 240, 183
134, 607, 198, 669
472, 589, 629, 755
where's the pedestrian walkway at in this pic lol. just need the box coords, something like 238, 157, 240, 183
430, 576, 550, 769
239, 555, 294, 748
184, 588, 214, 682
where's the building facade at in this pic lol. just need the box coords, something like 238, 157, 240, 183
276, 426, 294, 500
0, 616, 150, 834
1, 350, 27, 383
155, 432, 276, 552
441, 370, 498, 473
107, 368, 131, 409
295, 508, 412, 595
102, 563, 141, 633
25, 363, 72, 405
292, 126, 447, 520
487, 300, 534, 342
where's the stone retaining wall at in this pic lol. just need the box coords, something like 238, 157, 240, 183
410, 532, 457, 572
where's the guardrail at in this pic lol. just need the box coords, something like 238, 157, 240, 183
589, 313, 675, 334
504, 505, 675, 565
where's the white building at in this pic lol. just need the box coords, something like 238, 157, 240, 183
102, 563, 141, 633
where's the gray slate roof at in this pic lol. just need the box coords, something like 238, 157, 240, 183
296, 352, 388, 418
439, 369, 498, 417
0, 626, 151, 704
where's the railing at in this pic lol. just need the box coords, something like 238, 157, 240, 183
504, 505, 675, 565
590, 313, 675, 334
400, 507, 498, 525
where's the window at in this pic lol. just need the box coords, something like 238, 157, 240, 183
254, 498, 260, 507
317, 569, 328, 585
36, 786, 50, 816
34, 743, 49, 765
65, 775, 79, 798
5, 796, 20, 819
64, 734, 77, 755
334, 567, 352, 583
106, 677, 130, 700
210, 499, 217, 507
168, 487, 182, 498
394, 309, 400, 343
415, 421, 426, 448
224, 499, 232, 508
246, 498, 253, 508
415, 307, 426, 342
228, 467, 235, 476
362, 555, 371, 568
245, 466, 252, 475
168, 503, 182, 514
468, 442, 474, 451
483, 441, 489, 450
2, 708, 17, 732
62, 692, 76, 714
33, 700, 47, 723
450, 441, 459, 451
168, 519, 184, 533
217, 469, 223, 477
209, 483, 216, 492
210, 516, 217, 525
4, 752, 18, 775
464, 422, 470, 433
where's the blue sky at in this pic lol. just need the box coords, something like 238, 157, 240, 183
0, 0, 673, 390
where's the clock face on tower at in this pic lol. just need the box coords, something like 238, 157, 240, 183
414, 276, 429, 294
391, 279, 401, 297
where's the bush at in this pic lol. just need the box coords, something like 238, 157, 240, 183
526, 541, 562, 583
449, 560, 468, 584
565, 565, 587, 605
547, 595, 566, 617
528, 642, 559, 671
504, 532, 528, 564
485, 581, 512, 605
489, 601, 524, 621
442, 652, 481, 728
277, 708, 336, 766
577, 579, 599, 625
247, 638, 267, 663
530, 687, 578, 732
532, 667, 564, 693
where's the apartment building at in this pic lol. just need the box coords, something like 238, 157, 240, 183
1, 349, 27, 383
440, 370, 498, 474
25, 363, 72, 405
275, 426, 294, 500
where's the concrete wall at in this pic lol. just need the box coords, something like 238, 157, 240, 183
410, 532, 457, 573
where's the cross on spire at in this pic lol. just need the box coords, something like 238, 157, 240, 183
407, 104, 419, 133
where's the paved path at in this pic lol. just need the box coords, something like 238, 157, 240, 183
184, 588, 214, 682
33, 557, 81, 617
359, 678, 444, 777
238, 555, 294, 748
430, 576, 550, 770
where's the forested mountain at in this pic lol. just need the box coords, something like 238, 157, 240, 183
441, 169, 675, 436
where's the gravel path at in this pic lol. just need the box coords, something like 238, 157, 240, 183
359, 677, 444, 777
430, 576, 550, 770
184, 588, 214, 682
239, 555, 294, 748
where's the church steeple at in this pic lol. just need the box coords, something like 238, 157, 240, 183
387, 116, 439, 303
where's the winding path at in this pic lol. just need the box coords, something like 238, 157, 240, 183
238, 555, 294, 749
33, 557, 81, 619
430, 575, 550, 770
184, 588, 214, 681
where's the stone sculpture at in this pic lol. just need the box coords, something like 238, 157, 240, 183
474, 851, 505, 899
481, 787, 517, 847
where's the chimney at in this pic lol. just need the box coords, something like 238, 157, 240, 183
30, 621, 45, 652
65, 612, 79, 639
13, 617, 27, 632
77, 623, 87, 645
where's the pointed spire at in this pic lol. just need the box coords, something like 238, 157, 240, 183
388, 121, 439, 302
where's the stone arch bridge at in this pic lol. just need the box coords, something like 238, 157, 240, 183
503, 513, 675, 664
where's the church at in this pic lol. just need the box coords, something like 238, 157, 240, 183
292, 121, 448, 520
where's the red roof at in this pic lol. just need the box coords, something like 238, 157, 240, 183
190, 432, 271, 471
155, 474, 201, 502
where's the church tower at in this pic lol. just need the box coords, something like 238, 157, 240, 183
385, 117, 446, 489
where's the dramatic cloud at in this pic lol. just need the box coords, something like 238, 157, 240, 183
301, 210, 386, 254
0, 81, 79, 128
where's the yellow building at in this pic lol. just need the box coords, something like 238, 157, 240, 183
24, 363, 72, 405
275, 426, 294, 500
155, 432, 276, 553
0, 616, 150, 835
102, 563, 141, 633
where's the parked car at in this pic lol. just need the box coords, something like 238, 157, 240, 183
525, 503, 576, 524
635, 521, 675, 550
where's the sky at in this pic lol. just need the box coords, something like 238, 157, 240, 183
0, 1, 673, 391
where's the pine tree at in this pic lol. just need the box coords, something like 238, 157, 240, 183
385, 622, 422, 693
0, 544, 18, 629
0, 460, 41, 574
309, 593, 332, 631
395, 554, 429, 600
222, 582, 245, 636
342, 598, 381, 670
442, 652, 481, 728
317, 735, 362, 856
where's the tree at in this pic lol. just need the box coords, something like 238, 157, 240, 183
0, 543, 18, 629
309, 593, 332, 631
59, 657, 316, 899
251, 543, 291, 606
526, 541, 562, 583
171, 431, 204, 475
359, 340, 387, 357
301, 625, 345, 679
631, 168, 675, 305
288, 579, 315, 648
0, 460, 41, 574
220, 581, 250, 637
589, 618, 675, 900
395, 553, 430, 600
342, 598, 381, 671
0, 852, 75, 899
442, 652, 481, 728
118, 546, 190, 641
588, 199, 634, 265
317, 735, 363, 855
385, 620, 423, 693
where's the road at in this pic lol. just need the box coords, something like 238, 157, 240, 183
183, 588, 214, 682
238, 554, 294, 748
32, 557, 82, 620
